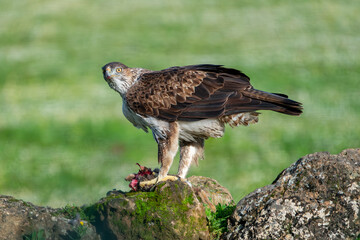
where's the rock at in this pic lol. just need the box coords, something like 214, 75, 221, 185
224, 148, 360, 240
0, 195, 99, 240
0, 176, 231, 240
89, 176, 233, 240
2, 149, 359, 239
188, 176, 234, 212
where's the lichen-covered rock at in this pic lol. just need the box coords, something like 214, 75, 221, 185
224, 148, 360, 240
0, 195, 99, 240
188, 176, 234, 212
0, 176, 231, 240
90, 178, 210, 240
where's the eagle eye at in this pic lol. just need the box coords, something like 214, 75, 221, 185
116, 68, 122, 73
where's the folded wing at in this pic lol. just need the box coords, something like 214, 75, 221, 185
126, 65, 302, 121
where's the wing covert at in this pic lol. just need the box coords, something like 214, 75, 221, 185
125, 64, 301, 121
126, 65, 246, 121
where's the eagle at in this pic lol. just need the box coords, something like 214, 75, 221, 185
102, 62, 302, 187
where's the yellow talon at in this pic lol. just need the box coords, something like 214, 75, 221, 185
139, 175, 180, 188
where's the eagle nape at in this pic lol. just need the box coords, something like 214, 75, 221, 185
102, 62, 303, 189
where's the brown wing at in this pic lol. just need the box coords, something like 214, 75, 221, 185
126, 64, 302, 121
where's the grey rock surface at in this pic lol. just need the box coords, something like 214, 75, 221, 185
0, 195, 99, 240
224, 149, 360, 240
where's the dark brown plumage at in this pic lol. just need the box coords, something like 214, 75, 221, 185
126, 64, 302, 121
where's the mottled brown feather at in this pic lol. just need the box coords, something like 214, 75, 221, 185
126, 64, 302, 121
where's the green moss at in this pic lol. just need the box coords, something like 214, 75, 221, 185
94, 202, 105, 212
102, 182, 206, 239
74, 182, 208, 239
7, 198, 20, 203
7, 198, 35, 209
52, 204, 98, 226
88, 193, 126, 213
182, 195, 194, 205
56, 205, 86, 220
132, 185, 192, 225
205, 203, 236, 240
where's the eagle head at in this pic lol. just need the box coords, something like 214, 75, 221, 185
102, 62, 132, 96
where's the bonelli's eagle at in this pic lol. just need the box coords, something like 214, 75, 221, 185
102, 63, 302, 186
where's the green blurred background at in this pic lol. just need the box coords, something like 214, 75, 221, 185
0, 0, 359, 207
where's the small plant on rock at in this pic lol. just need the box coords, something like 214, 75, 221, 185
205, 203, 236, 239
23, 229, 45, 240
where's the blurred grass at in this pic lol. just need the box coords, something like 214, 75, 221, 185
0, 0, 359, 207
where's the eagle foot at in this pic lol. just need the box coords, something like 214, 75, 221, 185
139, 175, 181, 188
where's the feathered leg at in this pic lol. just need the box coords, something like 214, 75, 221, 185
140, 122, 179, 187
177, 139, 204, 179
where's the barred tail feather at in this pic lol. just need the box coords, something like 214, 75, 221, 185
242, 89, 303, 116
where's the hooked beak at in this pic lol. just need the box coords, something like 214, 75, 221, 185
103, 67, 112, 80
